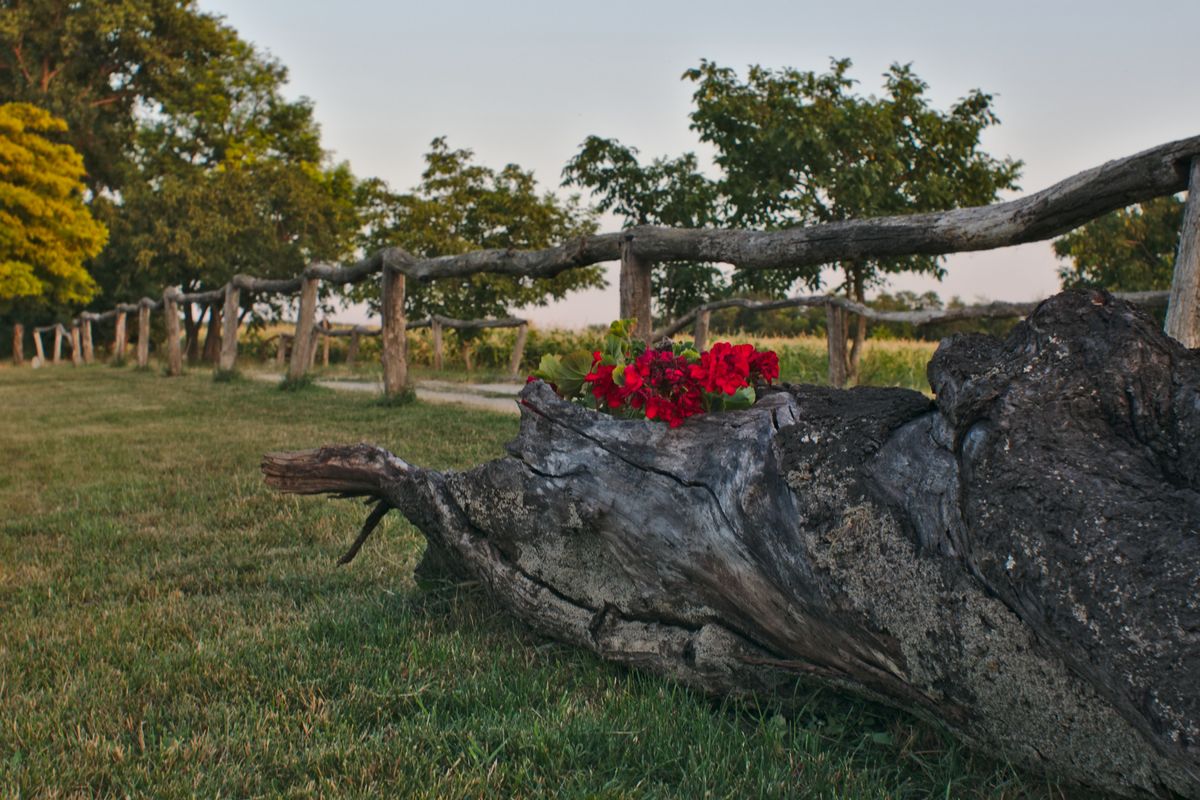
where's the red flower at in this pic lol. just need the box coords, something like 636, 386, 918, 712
690, 341, 755, 395
749, 349, 780, 383
580, 338, 779, 427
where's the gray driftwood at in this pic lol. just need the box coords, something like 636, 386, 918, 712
264, 291, 1199, 798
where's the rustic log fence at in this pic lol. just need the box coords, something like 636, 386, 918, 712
8, 135, 1200, 393
265, 315, 530, 376
655, 290, 1173, 386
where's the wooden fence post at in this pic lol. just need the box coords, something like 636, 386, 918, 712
1166, 156, 1200, 347
81, 317, 94, 364
826, 302, 848, 388
431, 318, 444, 371
12, 323, 23, 366
32, 328, 45, 367
113, 311, 127, 363
137, 302, 151, 368
164, 289, 183, 376
381, 265, 408, 396
308, 326, 320, 370
693, 310, 711, 352
219, 283, 241, 373
70, 324, 83, 366
321, 320, 331, 367
508, 322, 529, 378
288, 276, 319, 381
347, 329, 360, 366
275, 335, 289, 367
620, 233, 653, 341
52, 324, 62, 364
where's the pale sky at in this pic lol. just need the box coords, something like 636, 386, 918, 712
200, 0, 1200, 328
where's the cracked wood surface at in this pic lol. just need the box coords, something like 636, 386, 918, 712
264, 290, 1200, 798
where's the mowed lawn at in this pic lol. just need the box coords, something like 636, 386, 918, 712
1, 366, 1064, 798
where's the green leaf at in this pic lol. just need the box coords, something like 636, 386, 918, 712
533, 350, 596, 399
722, 386, 756, 411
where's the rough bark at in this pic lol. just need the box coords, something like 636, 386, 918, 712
80, 318, 94, 364
320, 320, 331, 368
381, 266, 408, 396
431, 319, 443, 371
183, 303, 202, 364
12, 323, 23, 366
825, 303, 848, 388
619, 234, 653, 341
288, 277, 319, 381
113, 311, 127, 364
136, 303, 151, 368
202, 303, 221, 364
32, 328, 44, 367
275, 335, 289, 367
508, 323, 529, 379
163, 290, 183, 376
69, 325, 82, 366
219, 284, 240, 373
265, 291, 1200, 799
1166, 157, 1200, 346
693, 309, 711, 352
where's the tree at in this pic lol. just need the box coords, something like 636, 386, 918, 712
0, 0, 244, 194
567, 59, 1022, 382
77, 27, 362, 359
0, 102, 106, 306
1053, 195, 1183, 292
562, 138, 722, 319
2, 0, 361, 353
356, 137, 604, 322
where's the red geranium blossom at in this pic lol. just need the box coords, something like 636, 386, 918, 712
572, 339, 779, 428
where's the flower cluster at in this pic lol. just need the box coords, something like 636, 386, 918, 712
533, 320, 779, 428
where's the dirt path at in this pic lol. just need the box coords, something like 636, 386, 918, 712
247, 372, 521, 415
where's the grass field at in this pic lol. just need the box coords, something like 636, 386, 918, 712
289, 332, 940, 395
0, 366, 1068, 798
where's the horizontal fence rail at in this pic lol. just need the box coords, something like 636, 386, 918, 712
8, 135, 1200, 390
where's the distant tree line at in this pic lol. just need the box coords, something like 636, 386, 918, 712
0, 1, 1184, 368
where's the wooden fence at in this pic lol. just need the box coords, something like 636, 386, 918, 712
265, 315, 530, 378
9, 135, 1200, 391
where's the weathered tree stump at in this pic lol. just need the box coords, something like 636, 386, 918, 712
263, 291, 1199, 798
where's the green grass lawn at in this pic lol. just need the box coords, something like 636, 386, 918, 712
0, 366, 1066, 798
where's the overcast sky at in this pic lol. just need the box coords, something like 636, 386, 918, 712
199, 0, 1200, 327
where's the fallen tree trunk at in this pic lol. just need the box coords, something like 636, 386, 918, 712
263, 291, 1199, 798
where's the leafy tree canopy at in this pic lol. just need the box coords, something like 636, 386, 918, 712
562, 138, 723, 319
565, 58, 1022, 319
0, 102, 106, 307
0, 0, 242, 193
2, 0, 361, 323
1054, 195, 1183, 292
357, 137, 603, 322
